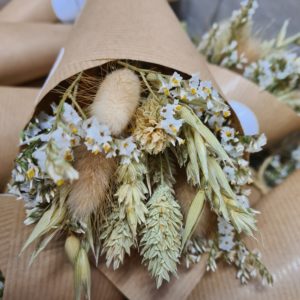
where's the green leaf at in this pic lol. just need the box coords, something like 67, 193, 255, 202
208, 157, 236, 200
20, 203, 56, 254
180, 105, 233, 165
181, 189, 205, 250
276, 20, 289, 47
29, 229, 59, 266
184, 126, 200, 185
193, 130, 209, 181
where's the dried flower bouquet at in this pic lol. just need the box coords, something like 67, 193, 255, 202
198, 0, 300, 192
9, 60, 272, 299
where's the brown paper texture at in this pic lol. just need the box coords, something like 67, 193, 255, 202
0, 0, 57, 23
0, 86, 38, 192
209, 64, 300, 147
0, 195, 124, 300
37, 0, 229, 105
189, 170, 300, 300
0, 22, 70, 85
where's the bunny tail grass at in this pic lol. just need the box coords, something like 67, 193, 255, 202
67, 146, 116, 220
91, 68, 141, 135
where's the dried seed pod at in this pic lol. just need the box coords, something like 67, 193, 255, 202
90, 68, 141, 135
67, 146, 116, 221
74, 248, 91, 300
65, 235, 81, 264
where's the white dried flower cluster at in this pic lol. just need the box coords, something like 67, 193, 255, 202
263, 144, 300, 187
220, 40, 248, 70
198, 0, 258, 68
231, 0, 258, 24
199, 1, 300, 113
185, 238, 273, 285
159, 100, 183, 140
244, 53, 300, 93
218, 217, 235, 251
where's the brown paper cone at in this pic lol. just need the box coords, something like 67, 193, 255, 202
0, 86, 39, 192
0, 22, 71, 85
13, 0, 245, 298
0, 195, 124, 300
0, 0, 57, 23
189, 170, 300, 300
209, 64, 300, 147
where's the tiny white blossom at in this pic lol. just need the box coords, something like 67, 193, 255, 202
169, 72, 183, 87
118, 137, 140, 164
218, 217, 234, 235
219, 234, 235, 252
158, 77, 172, 96
246, 134, 267, 153
62, 103, 82, 126
221, 127, 236, 142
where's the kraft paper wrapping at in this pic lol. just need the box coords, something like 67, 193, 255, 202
209, 64, 300, 147
0, 0, 57, 23
5, 0, 243, 298
189, 170, 300, 300
0, 195, 124, 300
0, 22, 71, 85
0, 86, 38, 192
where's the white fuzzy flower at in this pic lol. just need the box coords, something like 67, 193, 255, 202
208, 114, 225, 129
118, 137, 140, 164
158, 77, 172, 96
221, 126, 236, 142
188, 74, 201, 98
160, 101, 183, 137
219, 234, 235, 252
246, 134, 266, 153
237, 194, 250, 209
62, 103, 82, 125
169, 72, 183, 87
83, 117, 112, 154
37, 111, 55, 130
33, 147, 47, 172
218, 217, 234, 235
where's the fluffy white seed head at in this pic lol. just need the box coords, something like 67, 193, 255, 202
91, 68, 141, 135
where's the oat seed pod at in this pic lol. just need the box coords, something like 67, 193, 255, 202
65, 235, 81, 264
74, 247, 91, 300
